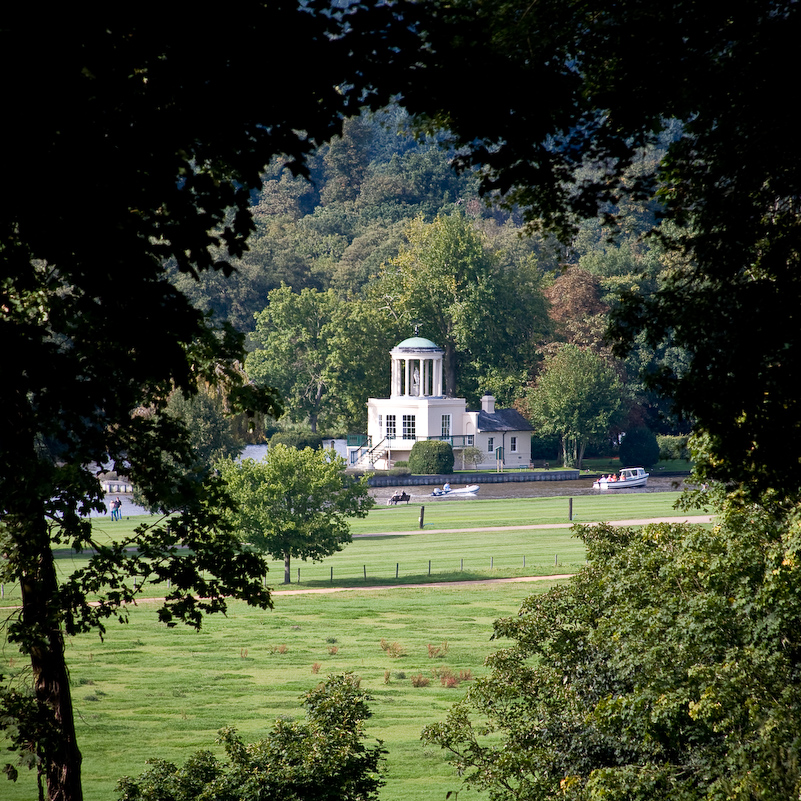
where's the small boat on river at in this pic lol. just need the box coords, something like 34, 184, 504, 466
430, 483, 480, 497
593, 467, 649, 490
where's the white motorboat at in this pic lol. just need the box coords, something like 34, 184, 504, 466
593, 467, 649, 490
430, 483, 480, 497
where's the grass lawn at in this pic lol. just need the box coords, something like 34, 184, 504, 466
1, 491, 709, 799
0, 492, 703, 605
2, 582, 560, 801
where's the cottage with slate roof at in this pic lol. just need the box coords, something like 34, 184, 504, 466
352, 336, 533, 470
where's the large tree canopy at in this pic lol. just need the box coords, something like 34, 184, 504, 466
401, 0, 801, 498
423, 488, 801, 801
0, 5, 435, 798
5, 3, 801, 798
374, 212, 547, 404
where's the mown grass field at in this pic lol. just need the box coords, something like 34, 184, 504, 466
3, 583, 560, 801
1, 491, 708, 800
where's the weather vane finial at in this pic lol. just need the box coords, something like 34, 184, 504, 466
414, 324, 420, 337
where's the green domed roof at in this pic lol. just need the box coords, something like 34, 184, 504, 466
395, 336, 441, 350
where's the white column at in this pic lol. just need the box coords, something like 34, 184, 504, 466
422, 359, 429, 397
404, 359, 410, 396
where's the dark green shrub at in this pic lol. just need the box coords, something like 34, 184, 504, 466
619, 427, 660, 469
269, 431, 323, 450
530, 434, 560, 460
408, 441, 454, 474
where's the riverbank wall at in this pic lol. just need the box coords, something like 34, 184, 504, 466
366, 470, 580, 488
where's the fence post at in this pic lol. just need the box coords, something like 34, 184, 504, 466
460, 558, 463, 571
428, 559, 431, 576
396, 563, 399, 579
330, 566, 333, 583
569, 497, 573, 521
419, 505, 425, 529
491, 556, 494, 569
523, 555, 525, 567
555, 554, 558, 567
297, 568, 300, 584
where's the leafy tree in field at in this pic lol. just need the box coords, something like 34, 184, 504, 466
423, 489, 801, 801
217, 446, 374, 585
524, 345, 623, 468
117, 673, 386, 801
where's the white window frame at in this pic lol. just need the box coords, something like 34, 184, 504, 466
510, 436, 517, 453
402, 414, 416, 440
386, 415, 396, 439
441, 414, 451, 438
487, 437, 494, 453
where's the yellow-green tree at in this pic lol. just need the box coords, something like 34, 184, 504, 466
375, 212, 547, 404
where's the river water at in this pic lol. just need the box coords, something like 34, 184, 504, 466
95, 475, 689, 518
370, 474, 688, 504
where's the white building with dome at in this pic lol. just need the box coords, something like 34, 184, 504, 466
352, 336, 533, 470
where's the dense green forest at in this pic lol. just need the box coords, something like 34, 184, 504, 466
173, 109, 686, 446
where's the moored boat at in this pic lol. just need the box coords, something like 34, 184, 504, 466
430, 483, 480, 497
593, 467, 649, 490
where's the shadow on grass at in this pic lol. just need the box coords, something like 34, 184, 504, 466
272, 567, 582, 591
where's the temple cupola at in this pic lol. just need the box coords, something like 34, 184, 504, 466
389, 336, 445, 398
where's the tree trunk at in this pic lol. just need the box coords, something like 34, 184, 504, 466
443, 339, 457, 397
19, 520, 83, 801
284, 552, 291, 584
577, 439, 587, 470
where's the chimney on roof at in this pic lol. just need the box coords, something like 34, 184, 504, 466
481, 393, 496, 414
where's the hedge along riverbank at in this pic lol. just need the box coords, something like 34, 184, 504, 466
367, 469, 579, 486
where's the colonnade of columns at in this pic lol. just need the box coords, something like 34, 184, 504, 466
390, 352, 443, 397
